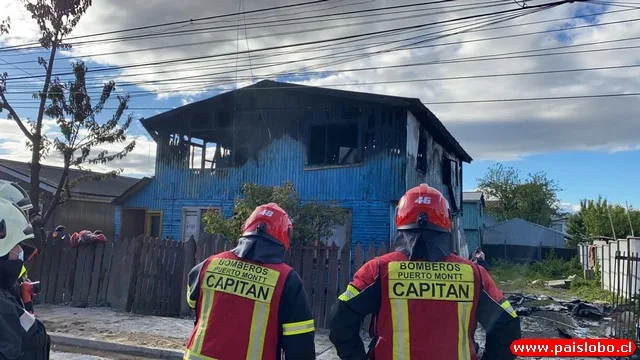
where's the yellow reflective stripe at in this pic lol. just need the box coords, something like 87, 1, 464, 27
246, 301, 270, 360
183, 349, 218, 360
338, 284, 360, 302
186, 284, 196, 309
500, 300, 518, 318
390, 299, 410, 360
191, 290, 215, 354
19, 265, 26, 279
282, 319, 314, 336
457, 302, 472, 360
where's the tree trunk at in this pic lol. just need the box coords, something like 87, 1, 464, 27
29, 40, 58, 249
42, 154, 70, 226
29, 38, 58, 231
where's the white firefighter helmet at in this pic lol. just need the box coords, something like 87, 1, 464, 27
0, 198, 35, 257
0, 180, 32, 215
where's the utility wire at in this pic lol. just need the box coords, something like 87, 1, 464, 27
4, 0, 625, 68
6, 63, 640, 98
0, 0, 520, 55
0, 0, 333, 51
8, 92, 640, 110
7, 7, 636, 88
1, 1, 582, 81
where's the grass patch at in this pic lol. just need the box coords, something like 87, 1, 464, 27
489, 252, 612, 303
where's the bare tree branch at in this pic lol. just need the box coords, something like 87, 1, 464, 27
0, 93, 34, 141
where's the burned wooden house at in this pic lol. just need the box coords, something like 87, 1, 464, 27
114, 80, 472, 255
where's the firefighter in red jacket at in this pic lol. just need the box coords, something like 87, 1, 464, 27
329, 184, 521, 360
184, 203, 316, 360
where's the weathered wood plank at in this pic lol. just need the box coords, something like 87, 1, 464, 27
37, 234, 53, 303
45, 236, 64, 303
133, 236, 151, 313
302, 246, 314, 304
365, 244, 376, 263
97, 240, 114, 306
313, 243, 327, 326
173, 241, 186, 317
53, 244, 69, 304
353, 242, 364, 272
89, 243, 105, 306
151, 238, 167, 315
376, 243, 388, 257
106, 236, 127, 309
325, 242, 339, 329
78, 244, 96, 305
181, 237, 197, 317
339, 243, 350, 293
124, 235, 144, 312
70, 244, 89, 304
159, 241, 176, 316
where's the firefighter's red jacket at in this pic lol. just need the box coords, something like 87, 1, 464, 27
185, 238, 315, 360
329, 251, 521, 360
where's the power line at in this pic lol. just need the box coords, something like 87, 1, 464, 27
35, 1, 514, 49
6, 63, 640, 97
0, 0, 522, 57
3, 8, 543, 92
9, 8, 637, 88
0, 0, 333, 51
5, 2, 558, 81
2, 1, 588, 83
8, 92, 640, 110
5, 0, 622, 71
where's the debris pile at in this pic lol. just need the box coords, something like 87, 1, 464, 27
506, 293, 610, 321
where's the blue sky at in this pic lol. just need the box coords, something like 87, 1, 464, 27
2, 0, 640, 211
463, 150, 640, 209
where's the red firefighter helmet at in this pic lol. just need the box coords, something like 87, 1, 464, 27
395, 183, 451, 232
242, 203, 293, 250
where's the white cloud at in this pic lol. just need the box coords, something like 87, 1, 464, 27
559, 202, 581, 214
0, 118, 156, 178
1, 0, 639, 163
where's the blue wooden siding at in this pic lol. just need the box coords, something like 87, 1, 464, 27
116, 136, 401, 247
465, 229, 481, 253
462, 202, 482, 230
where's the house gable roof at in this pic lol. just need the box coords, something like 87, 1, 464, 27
486, 218, 572, 239
140, 80, 472, 163
0, 158, 140, 201
463, 191, 484, 203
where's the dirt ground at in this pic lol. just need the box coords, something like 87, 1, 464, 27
37, 301, 619, 360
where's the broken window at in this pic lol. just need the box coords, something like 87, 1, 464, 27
307, 123, 361, 167
416, 130, 428, 173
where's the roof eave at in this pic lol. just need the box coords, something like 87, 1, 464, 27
113, 176, 154, 204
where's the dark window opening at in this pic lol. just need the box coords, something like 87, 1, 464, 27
307, 123, 361, 167
145, 211, 162, 238
416, 131, 428, 173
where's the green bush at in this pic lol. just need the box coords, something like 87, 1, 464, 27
202, 181, 347, 245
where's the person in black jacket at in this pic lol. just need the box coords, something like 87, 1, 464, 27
0, 198, 50, 360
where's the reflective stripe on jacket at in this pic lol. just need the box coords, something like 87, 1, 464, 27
185, 251, 301, 360
329, 251, 521, 360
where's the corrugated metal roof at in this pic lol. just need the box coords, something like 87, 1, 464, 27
0, 158, 139, 199
486, 218, 572, 239
141, 80, 472, 163
463, 191, 484, 202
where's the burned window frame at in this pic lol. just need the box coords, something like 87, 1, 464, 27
416, 126, 428, 173
305, 108, 364, 168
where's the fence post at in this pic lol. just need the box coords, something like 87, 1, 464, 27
181, 236, 197, 317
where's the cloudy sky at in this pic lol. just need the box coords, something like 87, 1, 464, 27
1, 0, 639, 210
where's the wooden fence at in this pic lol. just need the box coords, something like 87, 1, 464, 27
28, 232, 390, 329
